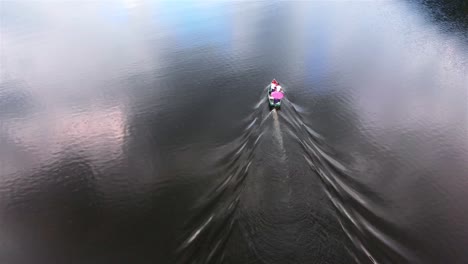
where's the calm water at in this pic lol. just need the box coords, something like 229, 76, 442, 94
1, 1, 467, 263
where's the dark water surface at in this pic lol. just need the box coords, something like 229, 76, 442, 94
1, 1, 467, 263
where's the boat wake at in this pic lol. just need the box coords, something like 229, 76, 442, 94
176, 87, 405, 264
280, 99, 412, 264
175, 93, 269, 263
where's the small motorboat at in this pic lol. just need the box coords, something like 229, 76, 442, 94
267, 79, 284, 110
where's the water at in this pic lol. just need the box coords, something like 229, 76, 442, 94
1, 1, 467, 263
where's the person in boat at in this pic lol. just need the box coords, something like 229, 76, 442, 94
276, 85, 283, 93
271, 81, 277, 92
269, 92, 279, 103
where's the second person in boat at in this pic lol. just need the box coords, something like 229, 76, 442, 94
276, 84, 283, 93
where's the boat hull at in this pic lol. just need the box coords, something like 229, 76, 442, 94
267, 84, 281, 110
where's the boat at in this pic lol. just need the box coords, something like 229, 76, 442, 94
267, 79, 284, 110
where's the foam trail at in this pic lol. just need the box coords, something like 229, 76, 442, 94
272, 110, 284, 151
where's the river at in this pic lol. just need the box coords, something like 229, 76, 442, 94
1, 1, 467, 263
